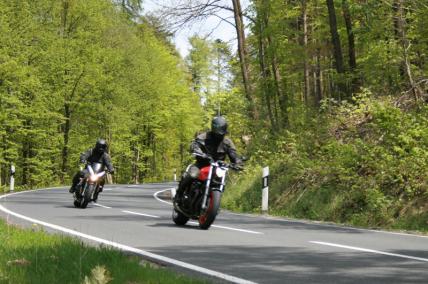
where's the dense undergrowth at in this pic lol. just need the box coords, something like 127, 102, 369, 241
0, 219, 207, 284
224, 94, 428, 232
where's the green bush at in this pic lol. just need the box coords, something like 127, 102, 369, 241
223, 96, 428, 232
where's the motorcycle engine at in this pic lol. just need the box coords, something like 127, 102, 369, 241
182, 181, 203, 210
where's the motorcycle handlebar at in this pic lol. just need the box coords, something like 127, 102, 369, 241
192, 153, 244, 171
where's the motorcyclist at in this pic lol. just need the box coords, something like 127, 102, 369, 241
176, 116, 243, 200
69, 139, 114, 194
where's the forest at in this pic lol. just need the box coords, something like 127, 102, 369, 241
1, 0, 427, 231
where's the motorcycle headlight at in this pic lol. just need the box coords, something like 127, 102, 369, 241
215, 168, 226, 178
90, 176, 98, 182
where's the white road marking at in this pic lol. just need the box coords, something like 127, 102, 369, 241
311, 241, 428, 263
225, 211, 428, 239
153, 188, 174, 205
188, 221, 264, 235
93, 203, 112, 209
154, 189, 264, 235
122, 210, 160, 219
0, 191, 256, 284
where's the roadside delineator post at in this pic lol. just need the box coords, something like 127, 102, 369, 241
171, 169, 178, 199
10, 164, 15, 192
262, 166, 269, 214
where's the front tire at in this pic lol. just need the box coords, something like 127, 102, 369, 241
81, 184, 94, 209
199, 191, 221, 230
73, 200, 80, 208
172, 208, 189, 226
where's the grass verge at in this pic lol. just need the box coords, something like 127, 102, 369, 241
0, 218, 208, 284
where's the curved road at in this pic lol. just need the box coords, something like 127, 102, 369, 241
1, 184, 427, 283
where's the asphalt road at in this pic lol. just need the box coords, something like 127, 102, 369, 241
1, 184, 427, 283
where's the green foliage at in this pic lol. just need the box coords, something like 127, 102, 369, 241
0, 219, 207, 283
224, 94, 428, 232
0, 0, 202, 187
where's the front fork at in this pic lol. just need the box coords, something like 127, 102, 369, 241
201, 166, 227, 210
201, 166, 214, 210
80, 181, 97, 197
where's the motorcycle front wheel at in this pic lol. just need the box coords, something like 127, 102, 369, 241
172, 208, 189, 226
73, 200, 80, 208
198, 191, 221, 230
80, 184, 94, 209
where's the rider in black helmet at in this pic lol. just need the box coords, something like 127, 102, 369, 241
176, 116, 243, 199
69, 139, 115, 193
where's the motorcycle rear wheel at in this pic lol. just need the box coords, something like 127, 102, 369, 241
199, 191, 221, 230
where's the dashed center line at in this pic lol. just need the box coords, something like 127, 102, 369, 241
154, 189, 264, 235
122, 210, 160, 219
311, 241, 428, 262
93, 203, 112, 209
188, 221, 264, 235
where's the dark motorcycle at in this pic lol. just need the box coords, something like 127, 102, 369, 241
73, 163, 106, 209
172, 153, 242, 230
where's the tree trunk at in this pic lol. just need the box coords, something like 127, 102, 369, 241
315, 48, 323, 107
326, 0, 348, 99
342, 0, 356, 71
342, 0, 360, 93
257, 21, 277, 131
393, 0, 421, 100
302, 0, 310, 105
61, 0, 69, 37
0, 137, 3, 187
152, 133, 156, 178
22, 120, 32, 186
269, 40, 288, 127
133, 145, 139, 184
231, 0, 258, 119
392, 0, 406, 78
61, 103, 71, 182
260, 0, 288, 127
326, 0, 345, 74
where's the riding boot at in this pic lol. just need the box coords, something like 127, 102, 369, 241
176, 173, 192, 203
70, 171, 84, 193
99, 179, 105, 192
69, 178, 79, 193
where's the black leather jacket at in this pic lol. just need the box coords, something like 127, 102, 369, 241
80, 149, 114, 173
190, 132, 241, 166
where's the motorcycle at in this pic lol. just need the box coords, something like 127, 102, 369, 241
73, 163, 106, 209
172, 153, 242, 230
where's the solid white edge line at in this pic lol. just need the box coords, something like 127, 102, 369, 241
154, 189, 264, 235
122, 210, 160, 219
310, 241, 428, 263
0, 189, 257, 284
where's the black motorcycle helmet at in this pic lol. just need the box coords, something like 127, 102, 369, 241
211, 116, 228, 136
95, 139, 108, 153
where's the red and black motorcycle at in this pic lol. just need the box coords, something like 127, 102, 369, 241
172, 153, 242, 230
